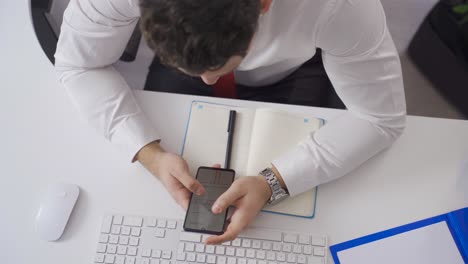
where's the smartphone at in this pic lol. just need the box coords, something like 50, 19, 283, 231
183, 166, 235, 235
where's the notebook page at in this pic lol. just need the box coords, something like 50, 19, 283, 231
245, 109, 322, 216
182, 102, 255, 177
337, 221, 464, 264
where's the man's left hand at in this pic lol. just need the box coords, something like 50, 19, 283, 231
204, 175, 272, 245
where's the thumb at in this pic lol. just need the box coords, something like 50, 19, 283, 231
173, 164, 205, 196
212, 183, 243, 214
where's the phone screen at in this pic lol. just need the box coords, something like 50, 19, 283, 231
183, 167, 235, 234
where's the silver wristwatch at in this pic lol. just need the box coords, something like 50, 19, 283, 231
259, 168, 289, 205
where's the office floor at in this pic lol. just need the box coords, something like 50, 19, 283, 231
113, 0, 466, 120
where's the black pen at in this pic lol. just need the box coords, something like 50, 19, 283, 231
224, 110, 236, 169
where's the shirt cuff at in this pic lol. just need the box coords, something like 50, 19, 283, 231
272, 141, 324, 197
111, 111, 161, 162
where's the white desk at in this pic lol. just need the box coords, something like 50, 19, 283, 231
1, 1, 467, 263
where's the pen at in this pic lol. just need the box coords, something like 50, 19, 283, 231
224, 110, 236, 169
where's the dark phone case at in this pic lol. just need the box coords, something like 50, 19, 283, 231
183, 167, 235, 235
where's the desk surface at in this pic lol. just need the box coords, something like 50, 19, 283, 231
1, 1, 468, 263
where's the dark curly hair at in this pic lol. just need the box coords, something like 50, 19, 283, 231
139, 0, 261, 75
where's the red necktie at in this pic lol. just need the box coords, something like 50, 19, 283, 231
212, 72, 237, 99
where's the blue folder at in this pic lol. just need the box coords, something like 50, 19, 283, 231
330, 207, 468, 263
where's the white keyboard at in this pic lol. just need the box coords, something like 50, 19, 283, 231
94, 214, 328, 264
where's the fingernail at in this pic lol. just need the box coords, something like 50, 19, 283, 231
212, 204, 222, 214
195, 188, 203, 196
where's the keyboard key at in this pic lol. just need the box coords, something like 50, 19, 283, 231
272, 243, 282, 251
293, 245, 302, 254
162, 250, 172, 259
100, 234, 110, 243
126, 257, 136, 264
282, 244, 292, 252
120, 236, 129, 245
155, 229, 166, 238
196, 253, 206, 263
232, 239, 241, 247
167, 220, 177, 229
238, 259, 247, 264
115, 256, 125, 264
217, 256, 226, 264
313, 248, 325, 257
157, 220, 167, 228
242, 239, 252, 248
236, 248, 245, 257
113, 216, 123, 225
262, 242, 272, 251
129, 237, 139, 246
227, 257, 236, 264
185, 243, 195, 252
109, 235, 119, 244
207, 255, 216, 264
258, 261, 267, 264
276, 252, 285, 262
131, 228, 141, 237
95, 253, 105, 263
108, 245, 117, 254
283, 234, 297, 244
297, 255, 306, 264
101, 216, 113, 233
226, 247, 235, 256
123, 216, 143, 227
222, 241, 231, 246
128, 217, 144, 227
311, 237, 325, 247
187, 253, 196, 262
146, 218, 157, 227
142, 249, 152, 257
216, 246, 225, 255
246, 249, 255, 258
287, 254, 296, 263
161, 260, 170, 264
307, 256, 324, 264
256, 250, 266, 259
266, 251, 275, 260
252, 240, 261, 249
177, 252, 186, 261
247, 259, 256, 264
298, 235, 310, 245
206, 245, 215, 254
152, 249, 162, 258
180, 232, 202, 242
302, 246, 312, 255
121, 226, 131, 236
117, 246, 127, 255
150, 260, 160, 264
128, 247, 138, 256
196, 243, 205, 253
97, 243, 107, 253
105, 254, 116, 263
136, 258, 149, 264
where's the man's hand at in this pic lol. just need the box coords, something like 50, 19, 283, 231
135, 141, 205, 210
204, 175, 272, 245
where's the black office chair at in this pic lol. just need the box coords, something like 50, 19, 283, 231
31, 0, 141, 64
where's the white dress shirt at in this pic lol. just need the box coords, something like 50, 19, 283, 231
55, 0, 406, 197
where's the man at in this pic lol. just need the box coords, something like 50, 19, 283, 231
55, 0, 406, 244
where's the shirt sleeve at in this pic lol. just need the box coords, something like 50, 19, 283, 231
54, 0, 160, 161
272, 0, 406, 196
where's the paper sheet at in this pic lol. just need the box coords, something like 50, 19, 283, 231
337, 221, 464, 264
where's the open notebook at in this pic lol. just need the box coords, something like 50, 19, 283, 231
181, 101, 324, 218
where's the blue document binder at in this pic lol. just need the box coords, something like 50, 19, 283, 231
330, 207, 468, 264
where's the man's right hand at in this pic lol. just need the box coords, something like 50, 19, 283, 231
135, 141, 205, 210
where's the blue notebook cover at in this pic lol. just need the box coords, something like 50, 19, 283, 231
330, 207, 468, 263
181, 100, 325, 219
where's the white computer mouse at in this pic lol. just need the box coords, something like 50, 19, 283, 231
35, 183, 80, 241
